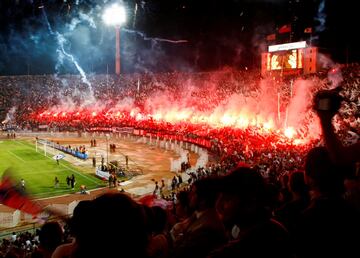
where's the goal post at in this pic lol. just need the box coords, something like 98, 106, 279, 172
35, 138, 54, 157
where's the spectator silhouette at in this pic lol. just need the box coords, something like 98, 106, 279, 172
315, 89, 360, 165
52, 200, 92, 258
173, 190, 193, 222
210, 167, 294, 258
31, 221, 63, 258
170, 190, 194, 245
295, 147, 360, 258
54, 193, 148, 258
171, 177, 227, 258
146, 206, 169, 258
274, 170, 309, 236
314, 89, 360, 214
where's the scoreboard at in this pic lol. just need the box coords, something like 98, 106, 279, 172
268, 49, 303, 70
261, 41, 317, 76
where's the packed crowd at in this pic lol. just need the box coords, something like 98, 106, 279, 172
0, 221, 73, 258
0, 65, 359, 257
0, 231, 38, 257
1, 143, 359, 258
1, 65, 359, 173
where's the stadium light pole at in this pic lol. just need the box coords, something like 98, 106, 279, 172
102, 3, 126, 75
106, 134, 110, 165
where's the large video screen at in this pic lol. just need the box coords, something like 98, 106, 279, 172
267, 49, 303, 71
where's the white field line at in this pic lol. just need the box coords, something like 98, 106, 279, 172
21, 169, 69, 175
37, 186, 108, 200
57, 163, 100, 184
7, 150, 26, 162
14, 140, 100, 185
33, 189, 74, 197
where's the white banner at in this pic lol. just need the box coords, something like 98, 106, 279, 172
95, 168, 110, 180
53, 153, 65, 160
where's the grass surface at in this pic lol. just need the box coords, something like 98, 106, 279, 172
0, 139, 105, 198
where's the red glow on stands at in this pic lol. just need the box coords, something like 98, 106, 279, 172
135, 113, 143, 121
153, 113, 162, 120
284, 127, 296, 139
33, 106, 317, 145
294, 139, 302, 145
30, 75, 327, 146
263, 120, 274, 131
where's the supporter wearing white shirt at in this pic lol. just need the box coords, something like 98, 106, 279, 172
10, 232, 17, 242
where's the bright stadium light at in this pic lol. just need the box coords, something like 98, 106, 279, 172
103, 4, 126, 75
102, 4, 126, 26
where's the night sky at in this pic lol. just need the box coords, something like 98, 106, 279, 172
0, 0, 358, 75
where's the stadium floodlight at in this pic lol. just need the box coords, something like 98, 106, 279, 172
102, 4, 126, 26
102, 4, 126, 75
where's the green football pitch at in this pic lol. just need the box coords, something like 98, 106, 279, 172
0, 139, 105, 198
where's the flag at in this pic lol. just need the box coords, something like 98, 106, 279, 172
137, 194, 173, 209
279, 24, 291, 34
0, 170, 43, 216
53, 153, 65, 160
304, 27, 312, 33
266, 34, 276, 41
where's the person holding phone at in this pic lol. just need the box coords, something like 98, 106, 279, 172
314, 88, 360, 165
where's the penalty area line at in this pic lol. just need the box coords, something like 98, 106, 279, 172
57, 163, 100, 185
37, 186, 108, 200
21, 169, 69, 175
7, 150, 26, 163
13, 140, 100, 185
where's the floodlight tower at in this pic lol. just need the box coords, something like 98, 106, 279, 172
102, 3, 126, 75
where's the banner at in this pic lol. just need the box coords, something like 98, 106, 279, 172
113, 127, 134, 133
53, 154, 65, 160
88, 127, 112, 132
95, 167, 110, 180
38, 139, 88, 160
